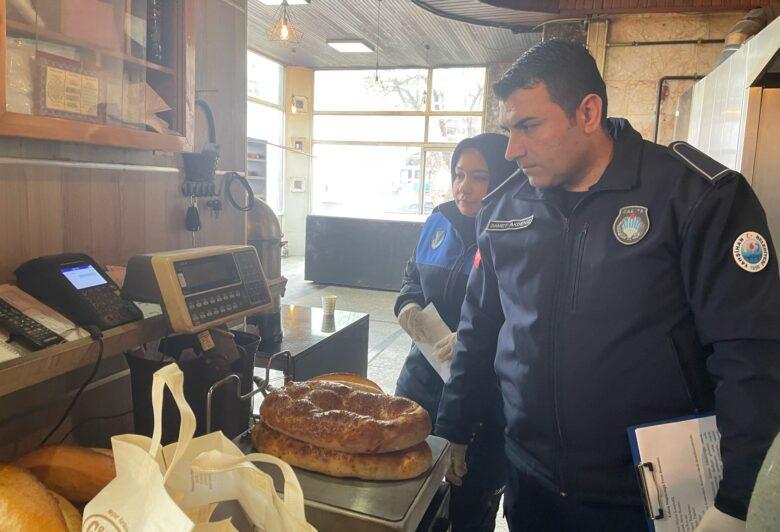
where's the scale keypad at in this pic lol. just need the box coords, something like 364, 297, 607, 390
186, 287, 248, 325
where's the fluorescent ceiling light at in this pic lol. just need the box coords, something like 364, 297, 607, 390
327, 40, 375, 53
258, 0, 309, 5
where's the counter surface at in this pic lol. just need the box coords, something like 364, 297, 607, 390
251, 304, 370, 381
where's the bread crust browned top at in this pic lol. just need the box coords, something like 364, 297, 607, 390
253, 421, 432, 480
0, 464, 68, 532
261, 380, 431, 454
17, 445, 116, 503
308, 373, 384, 394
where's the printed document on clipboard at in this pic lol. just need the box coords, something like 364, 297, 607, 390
628, 414, 722, 532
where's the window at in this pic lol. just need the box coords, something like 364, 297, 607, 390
312, 67, 486, 218
247, 51, 284, 214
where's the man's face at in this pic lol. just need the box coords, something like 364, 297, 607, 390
499, 83, 588, 189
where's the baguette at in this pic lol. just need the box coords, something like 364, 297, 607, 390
17, 445, 115, 503
0, 463, 68, 531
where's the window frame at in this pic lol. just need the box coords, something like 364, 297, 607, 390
247, 48, 285, 215
312, 66, 488, 216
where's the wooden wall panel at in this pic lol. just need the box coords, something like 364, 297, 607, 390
0, 0, 248, 457
0, 168, 27, 280
117, 172, 147, 264
0, 166, 245, 282
24, 167, 64, 260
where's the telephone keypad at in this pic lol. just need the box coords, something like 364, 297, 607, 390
79, 285, 141, 328
0, 298, 63, 350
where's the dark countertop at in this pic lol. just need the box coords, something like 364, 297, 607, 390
248, 304, 368, 359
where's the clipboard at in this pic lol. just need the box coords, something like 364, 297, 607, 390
628, 413, 721, 532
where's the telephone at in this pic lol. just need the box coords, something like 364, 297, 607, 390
0, 297, 63, 350
15, 253, 142, 331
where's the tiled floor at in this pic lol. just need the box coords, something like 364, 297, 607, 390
280, 256, 510, 532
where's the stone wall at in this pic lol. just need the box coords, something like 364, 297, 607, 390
603, 12, 744, 145
484, 12, 747, 146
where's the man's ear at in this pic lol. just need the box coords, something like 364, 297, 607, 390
579, 93, 604, 133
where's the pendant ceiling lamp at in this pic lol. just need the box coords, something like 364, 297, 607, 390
269, 0, 303, 45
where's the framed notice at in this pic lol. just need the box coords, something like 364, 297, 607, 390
35, 52, 103, 123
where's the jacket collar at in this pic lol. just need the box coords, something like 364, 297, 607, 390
437, 200, 477, 247
514, 118, 644, 201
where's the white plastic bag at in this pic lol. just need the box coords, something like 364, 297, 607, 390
83, 364, 316, 532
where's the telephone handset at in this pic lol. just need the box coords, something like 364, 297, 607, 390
15, 253, 142, 331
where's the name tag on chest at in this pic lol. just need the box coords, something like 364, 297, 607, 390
486, 215, 534, 232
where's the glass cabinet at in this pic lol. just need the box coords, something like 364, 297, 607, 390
1, 0, 194, 151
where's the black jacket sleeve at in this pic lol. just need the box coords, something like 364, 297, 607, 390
435, 214, 505, 444
680, 174, 780, 520
394, 250, 426, 317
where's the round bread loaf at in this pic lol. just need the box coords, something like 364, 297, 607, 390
17, 445, 115, 503
253, 421, 432, 480
0, 463, 68, 531
308, 373, 384, 393
261, 380, 431, 454
49, 491, 82, 532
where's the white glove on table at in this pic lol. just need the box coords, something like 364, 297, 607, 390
445, 443, 468, 487
432, 332, 457, 363
693, 508, 746, 532
398, 303, 440, 345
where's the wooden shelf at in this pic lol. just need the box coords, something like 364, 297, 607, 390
0, 316, 168, 397
7, 20, 176, 75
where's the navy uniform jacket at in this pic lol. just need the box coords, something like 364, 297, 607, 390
395, 200, 481, 420
435, 119, 780, 519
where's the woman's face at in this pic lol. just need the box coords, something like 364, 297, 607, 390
453, 148, 490, 217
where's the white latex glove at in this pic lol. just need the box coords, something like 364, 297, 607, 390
694, 508, 746, 532
445, 443, 468, 486
398, 303, 439, 345
432, 331, 457, 363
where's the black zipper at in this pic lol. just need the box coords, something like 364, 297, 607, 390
570, 223, 590, 312
546, 194, 591, 497
549, 212, 569, 496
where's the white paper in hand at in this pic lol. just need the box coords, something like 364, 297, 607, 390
416, 304, 454, 383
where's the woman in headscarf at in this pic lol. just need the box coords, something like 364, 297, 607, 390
394, 133, 517, 532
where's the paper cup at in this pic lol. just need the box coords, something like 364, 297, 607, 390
321, 295, 337, 315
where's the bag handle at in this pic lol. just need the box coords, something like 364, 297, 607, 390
244, 453, 306, 520
190, 451, 307, 524
148, 364, 197, 482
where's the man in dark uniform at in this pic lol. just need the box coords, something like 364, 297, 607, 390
435, 40, 780, 532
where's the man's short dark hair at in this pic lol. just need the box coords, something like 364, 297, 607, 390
493, 39, 608, 128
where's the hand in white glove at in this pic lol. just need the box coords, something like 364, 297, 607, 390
398, 303, 439, 345
445, 443, 468, 486
432, 331, 457, 363
693, 508, 746, 532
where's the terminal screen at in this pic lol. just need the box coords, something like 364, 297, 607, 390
61, 264, 108, 290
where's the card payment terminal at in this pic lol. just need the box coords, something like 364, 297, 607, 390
15, 254, 143, 331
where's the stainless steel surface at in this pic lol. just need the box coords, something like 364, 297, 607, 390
240, 434, 450, 531
248, 197, 285, 343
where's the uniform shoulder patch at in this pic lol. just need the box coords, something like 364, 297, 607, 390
668, 141, 734, 187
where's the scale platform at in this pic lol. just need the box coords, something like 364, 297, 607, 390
234, 432, 450, 531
